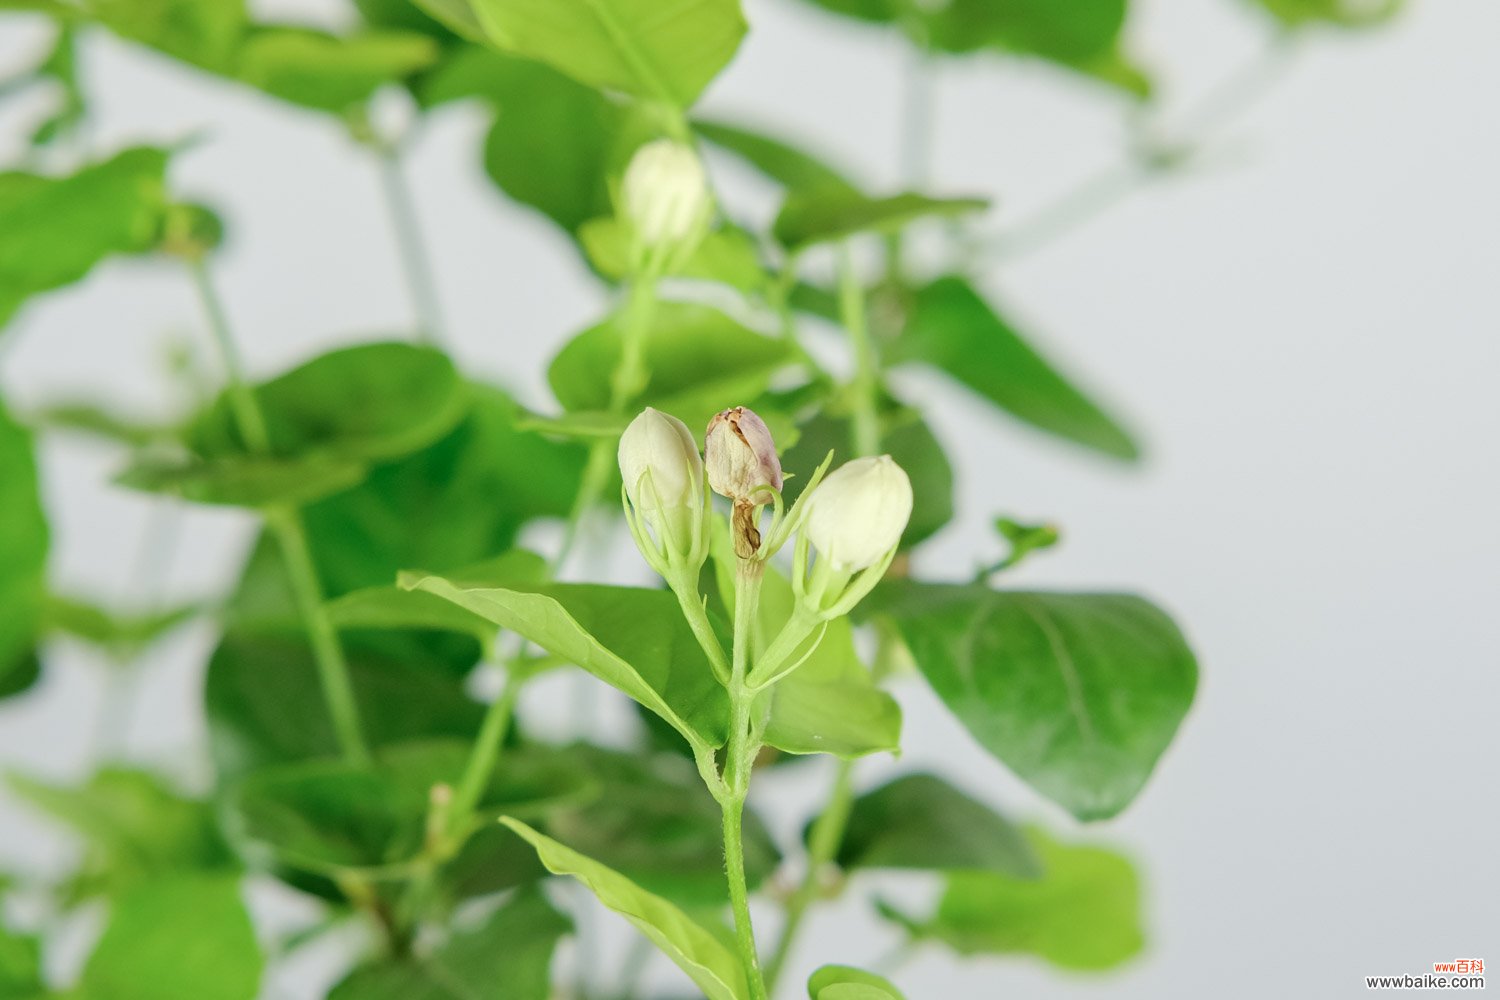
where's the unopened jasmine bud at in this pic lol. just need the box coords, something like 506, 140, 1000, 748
705, 407, 782, 504
621, 139, 711, 260
803, 455, 913, 572
619, 408, 705, 563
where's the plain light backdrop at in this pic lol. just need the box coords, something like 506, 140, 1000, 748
1, 0, 1496, 997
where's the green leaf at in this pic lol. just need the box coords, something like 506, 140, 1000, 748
831, 774, 1038, 877
0, 147, 169, 332
115, 451, 368, 508
80, 874, 263, 1000
28, 400, 174, 447
774, 190, 987, 250
693, 119, 858, 194
420, 48, 653, 236
330, 888, 569, 1000
0, 923, 42, 997
501, 818, 749, 1000
549, 301, 793, 434
465, 0, 747, 107
406, 577, 730, 747
889, 277, 1139, 460
327, 549, 548, 642
543, 748, 778, 905
42, 594, 201, 654
205, 630, 484, 778
6, 768, 233, 903
890, 828, 1144, 970
236, 28, 440, 112
0, 401, 47, 696
808, 965, 906, 1000
926, 0, 1126, 64
1254, 0, 1403, 28
225, 740, 591, 878
580, 216, 766, 290
778, 403, 952, 548
874, 583, 1197, 821
87, 0, 247, 73
191, 342, 468, 465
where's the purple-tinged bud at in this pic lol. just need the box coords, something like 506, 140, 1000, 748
704, 406, 782, 504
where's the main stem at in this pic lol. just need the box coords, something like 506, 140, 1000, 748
189, 258, 370, 765
724, 558, 769, 1000
377, 142, 446, 347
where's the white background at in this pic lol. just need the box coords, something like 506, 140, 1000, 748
1, 0, 1497, 997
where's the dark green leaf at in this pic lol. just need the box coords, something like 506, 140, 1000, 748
889, 828, 1144, 970
890, 277, 1139, 460
80, 874, 263, 1000
191, 342, 468, 465
808, 965, 905, 1000
236, 28, 440, 112
831, 774, 1038, 876
544, 748, 778, 905
926, 0, 1126, 63
774, 190, 986, 250
205, 630, 484, 778
502, 818, 749, 1000
115, 451, 369, 508
694, 119, 858, 194
874, 583, 1197, 820
0, 923, 42, 996
330, 888, 569, 1000
407, 577, 730, 747
0, 401, 47, 695
549, 301, 793, 434
465, 0, 747, 106
0, 147, 169, 331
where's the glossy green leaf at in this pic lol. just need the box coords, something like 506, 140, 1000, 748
330, 888, 569, 1000
502, 818, 749, 1000
0, 147, 168, 331
205, 630, 484, 778
890, 277, 1139, 460
327, 549, 547, 642
808, 965, 905, 1000
693, 119, 858, 194
466, 0, 747, 106
115, 452, 368, 508
236, 28, 440, 112
875, 583, 1197, 820
225, 740, 591, 878
831, 774, 1038, 876
580, 216, 766, 290
890, 828, 1144, 970
407, 577, 730, 747
778, 402, 952, 548
549, 301, 793, 434
191, 342, 467, 465
0, 401, 47, 696
421, 48, 653, 236
6, 768, 233, 903
774, 190, 987, 250
544, 748, 778, 905
80, 874, 263, 1000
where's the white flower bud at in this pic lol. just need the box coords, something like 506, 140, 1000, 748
803, 455, 913, 572
618, 408, 704, 560
621, 139, 711, 255
705, 406, 782, 504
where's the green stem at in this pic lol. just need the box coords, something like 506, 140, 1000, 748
722, 559, 769, 1000
448, 666, 522, 832
188, 257, 369, 765
377, 141, 446, 347
669, 568, 732, 684
763, 759, 855, 993
838, 248, 881, 459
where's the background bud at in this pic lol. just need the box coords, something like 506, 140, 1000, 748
705, 406, 782, 503
618, 408, 704, 556
803, 455, 913, 571
621, 139, 711, 252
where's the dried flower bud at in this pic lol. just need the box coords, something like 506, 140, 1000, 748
621, 139, 711, 256
803, 455, 913, 571
705, 407, 782, 504
619, 408, 704, 559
